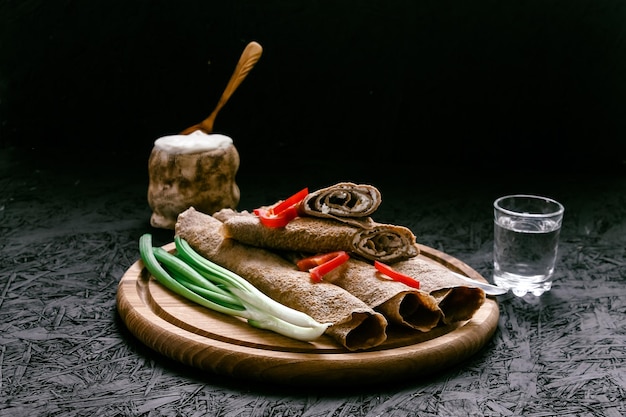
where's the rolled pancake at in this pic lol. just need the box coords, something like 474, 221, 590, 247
390, 257, 486, 324
214, 209, 419, 263
329, 258, 443, 332
296, 182, 381, 227
175, 207, 388, 351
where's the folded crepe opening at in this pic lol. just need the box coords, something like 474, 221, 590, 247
377, 292, 443, 332
390, 256, 487, 325
432, 287, 486, 324
297, 182, 382, 222
353, 227, 419, 263
329, 311, 388, 351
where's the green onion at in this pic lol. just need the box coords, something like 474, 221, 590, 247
152, 247, 241, 308
139, 235, 246, 316
138, 234, 331, 341
174, 236, 327, 329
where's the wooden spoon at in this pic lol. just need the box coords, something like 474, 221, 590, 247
181, 41, 263, 134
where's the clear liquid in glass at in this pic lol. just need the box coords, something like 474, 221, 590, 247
493, 216, 561, 296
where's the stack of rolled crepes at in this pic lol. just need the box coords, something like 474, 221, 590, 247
175, 207, 389, 351
222, 182, 418, 263
174, 182, 486, 351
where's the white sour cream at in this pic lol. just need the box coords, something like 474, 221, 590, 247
153, 130, 233, 154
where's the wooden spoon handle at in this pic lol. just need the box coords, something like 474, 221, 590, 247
182, 41, 263, 134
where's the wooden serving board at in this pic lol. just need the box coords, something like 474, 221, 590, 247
117, 243, 499, 387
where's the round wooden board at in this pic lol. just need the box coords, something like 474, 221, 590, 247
117, 243, 499, 387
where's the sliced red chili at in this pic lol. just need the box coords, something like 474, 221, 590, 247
374, 261, 420, 289
254, 206, 298, 228
271, 187, 309, 214
253, 187, 308, 228
298, 251, 350, 283
296, 251, 344, 271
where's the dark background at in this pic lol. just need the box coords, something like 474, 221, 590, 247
1, 4, 626, 412
1, 0, 626, 176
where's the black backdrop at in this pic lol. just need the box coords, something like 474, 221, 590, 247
2, 0, 625, 176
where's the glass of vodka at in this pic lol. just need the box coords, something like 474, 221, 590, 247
493, 194, 565, 297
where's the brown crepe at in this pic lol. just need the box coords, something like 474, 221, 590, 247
214, 209, 419, 263
390, 257, 486, 324
329, 258, 443, 332
295, 182, 381, 228
175, 207, 389, 351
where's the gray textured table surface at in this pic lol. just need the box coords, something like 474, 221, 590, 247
1, 147, 625, 417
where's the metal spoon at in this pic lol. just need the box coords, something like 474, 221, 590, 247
181, 41, 263, 134
449, 271, 509, 296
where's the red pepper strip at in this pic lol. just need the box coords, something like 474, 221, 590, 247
253, 206, 298, 228
296, 251, 344, 271
298, 251, 350, 283
272, 187, 309, 214
253, 187, 309, 228
374, 261, 420, 289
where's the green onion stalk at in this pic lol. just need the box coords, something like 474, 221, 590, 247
138, 234, 331, 341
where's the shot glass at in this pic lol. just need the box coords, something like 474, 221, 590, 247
493, 194, 564, 297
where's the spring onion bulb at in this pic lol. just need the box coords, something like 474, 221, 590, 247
138, 234, 331, 341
